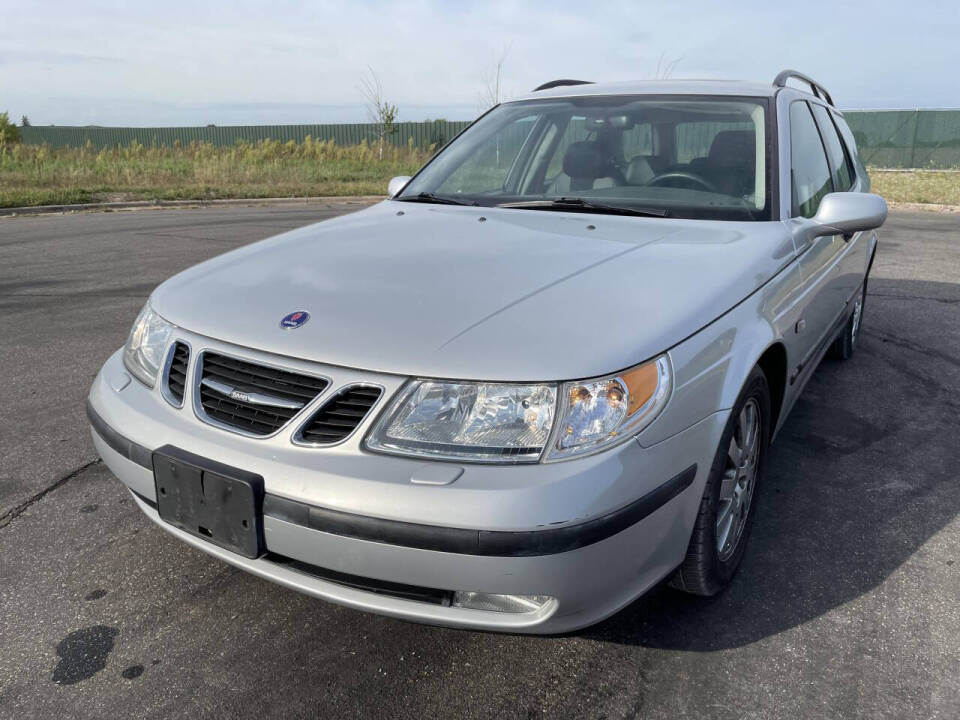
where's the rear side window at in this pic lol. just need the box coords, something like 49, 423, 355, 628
622, 122, 655, 161
790, 102, 833, 218
811, 104, 854, 191
832, 111, 869, 190
544, 116, 589, 179
675, 120, 754, 164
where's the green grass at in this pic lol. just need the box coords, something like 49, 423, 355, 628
2, 140, 958, 209
0, 138, 433, 208
869, 170, 960, 207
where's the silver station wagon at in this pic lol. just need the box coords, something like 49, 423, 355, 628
88, 70, 886, 633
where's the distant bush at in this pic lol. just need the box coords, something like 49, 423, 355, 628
0, 112, 22, 146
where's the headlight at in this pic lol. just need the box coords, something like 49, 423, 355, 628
547, 356, 671, 460
366, 356, 671, 464
365, 381, 557, 463
122, 302, 174, 387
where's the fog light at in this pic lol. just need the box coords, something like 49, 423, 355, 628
452, 591, 554, 614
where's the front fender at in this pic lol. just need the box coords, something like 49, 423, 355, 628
637, 258, 805, 448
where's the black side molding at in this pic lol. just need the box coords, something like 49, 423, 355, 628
86, 400, 153, 469
265, 464, 698, 557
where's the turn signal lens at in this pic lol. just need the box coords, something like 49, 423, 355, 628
548, 356, 671, 460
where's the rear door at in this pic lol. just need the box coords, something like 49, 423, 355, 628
789, 100, 846, 374
811, 106, 874, 304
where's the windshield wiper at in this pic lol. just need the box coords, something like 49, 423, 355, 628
394, 192, 479, 206
496, 197, 669, 218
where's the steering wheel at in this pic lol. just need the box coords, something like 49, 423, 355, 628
647, 171, 718, 193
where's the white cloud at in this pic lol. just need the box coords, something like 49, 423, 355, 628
2, 0, 958, 125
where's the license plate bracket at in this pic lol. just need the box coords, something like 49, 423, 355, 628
152, 445, 264, 558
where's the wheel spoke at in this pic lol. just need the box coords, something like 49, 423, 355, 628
727, 434, 743, 468
742, 405, 757, 454
719, 468, 738, 501
716, 500, 734, 551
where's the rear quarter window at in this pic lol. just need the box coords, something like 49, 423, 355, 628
832, 111, 870, 191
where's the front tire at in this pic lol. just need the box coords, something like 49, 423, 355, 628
671, 365, 771, 596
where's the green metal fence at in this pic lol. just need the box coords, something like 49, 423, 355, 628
843, 110, 960, 169
17, 111, 960, 169
19, 121, 472, 152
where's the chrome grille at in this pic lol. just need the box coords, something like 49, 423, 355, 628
196, 352, 328, 436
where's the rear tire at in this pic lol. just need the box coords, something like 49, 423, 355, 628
829, 281, 867, 361
670, 365, 771, 596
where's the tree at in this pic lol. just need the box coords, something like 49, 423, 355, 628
478, 43, 512, 167
0, 112, 22, 147
479, 42, 512, 111
360, 67, 398, 160
652, 52, 683, 79
20, 115, 31, 127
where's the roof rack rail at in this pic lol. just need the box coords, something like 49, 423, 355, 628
532, 79, 593, 92
773, 70, 834, 106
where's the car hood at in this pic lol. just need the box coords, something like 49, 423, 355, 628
151, 201, 795, 381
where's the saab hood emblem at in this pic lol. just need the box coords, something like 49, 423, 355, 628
280, 311, 310, 329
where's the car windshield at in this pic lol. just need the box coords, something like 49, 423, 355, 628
398, 95, 771, 221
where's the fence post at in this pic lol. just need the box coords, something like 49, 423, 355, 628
908, 109, 920, 169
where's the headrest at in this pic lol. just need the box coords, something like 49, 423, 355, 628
708, 130, 755, 166
562, 141, 608, 179
626, 155, 655, 185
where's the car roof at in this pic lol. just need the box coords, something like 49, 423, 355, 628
510, 79, 779, 103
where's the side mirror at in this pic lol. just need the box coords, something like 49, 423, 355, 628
388, 176, 412, 198
813, 192, 887, 237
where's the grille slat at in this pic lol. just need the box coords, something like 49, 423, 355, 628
198, 352, 328, 436
201, 391, 295, 424
165, 342, 191, 406
202, 356, 324, 402
203, 357, 326, 394
298, 386, 383, 445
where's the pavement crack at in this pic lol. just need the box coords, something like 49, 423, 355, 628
0, 293, 148, 298
0, 459, 102, 529
867, 291, 959, 304
864, 328, 960, 370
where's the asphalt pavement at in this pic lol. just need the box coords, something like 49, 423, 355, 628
0, 203, 957, 719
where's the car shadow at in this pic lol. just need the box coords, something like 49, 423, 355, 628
585, 278, 960, 649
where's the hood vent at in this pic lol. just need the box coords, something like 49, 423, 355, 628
296, 385, 383, 445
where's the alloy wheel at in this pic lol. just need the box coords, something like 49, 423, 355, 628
716, 398, 761, 561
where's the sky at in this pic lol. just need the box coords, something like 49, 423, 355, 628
2, 0, 958, 127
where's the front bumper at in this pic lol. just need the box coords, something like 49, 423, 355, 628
89, 342, 726, 633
